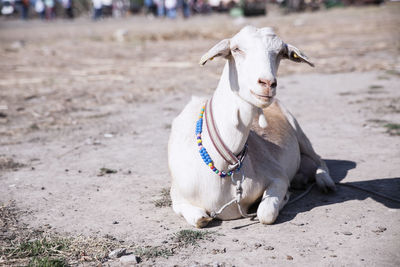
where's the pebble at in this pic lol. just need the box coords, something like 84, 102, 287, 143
254, 243, 262, 249
287, 255, 293, 260
264, 246, 274, 251
9, 40, 25, 51
109, 248, 126, 258
372, 226, 387, 233
119, 254, 140, 264
114, 29, 128, 42
342, 231, 352, 236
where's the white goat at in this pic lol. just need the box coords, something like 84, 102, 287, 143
168, 26, 335, 228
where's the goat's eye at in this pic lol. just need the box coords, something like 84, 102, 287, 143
232, 47, 242, 54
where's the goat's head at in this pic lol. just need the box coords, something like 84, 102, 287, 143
200, 25, 314, 108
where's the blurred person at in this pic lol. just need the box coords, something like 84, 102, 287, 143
34, 0, 45, 19
101, 0, 112, 17
92, 0, 102, 20
144, 0, 156, 17
154, 0, 164, 16
192, 0, 211, 14
112, 0, 126, 17
1, 0, 16, 16
178, 0, 190, 18
44, 0, 55, 19
61, 0, 73, 18
15, 0, 29, 19
165, 0, 176, 18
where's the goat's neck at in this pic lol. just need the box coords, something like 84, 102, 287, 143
210, 61, 257, 158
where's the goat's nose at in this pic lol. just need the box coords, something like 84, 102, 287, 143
258, 78, 277, 88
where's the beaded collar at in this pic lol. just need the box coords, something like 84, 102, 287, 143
195, 99, 248, 178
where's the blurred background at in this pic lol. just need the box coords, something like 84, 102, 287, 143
1, 0, 400, 266
0, 0, 393, 20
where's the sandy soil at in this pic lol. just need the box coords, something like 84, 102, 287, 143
1, 4, 400, 266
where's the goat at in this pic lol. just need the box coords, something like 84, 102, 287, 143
168, 26, 335, 228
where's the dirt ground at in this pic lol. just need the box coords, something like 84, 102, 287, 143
1, 3, 400, 266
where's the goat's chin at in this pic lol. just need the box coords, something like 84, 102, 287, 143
253, 97, 274, 109
249, 91, 275, 108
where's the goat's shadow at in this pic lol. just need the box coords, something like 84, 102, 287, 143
223, 159, 400, 229
273, 159, 400, 224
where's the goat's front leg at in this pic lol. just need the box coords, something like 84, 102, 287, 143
171, 186, 212, 228
257, 178, 289, 224
172, 202, 212, 228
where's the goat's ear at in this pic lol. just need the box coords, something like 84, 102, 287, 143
199, 39, 231, 66
283, 44, 314, 67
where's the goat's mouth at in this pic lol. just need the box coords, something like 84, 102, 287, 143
250, 90, 274, 102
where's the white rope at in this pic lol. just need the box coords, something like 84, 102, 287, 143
210, 170, 257, 219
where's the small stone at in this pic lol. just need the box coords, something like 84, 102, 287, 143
232, 238, 239, 242
254, 243, 262, 249
372, 227, 387, 233
114, 29, 128, 42
287, 255, 293, 260
264, 246, 274, 251
109, 248, 126, 258
113, 221, 119, 224
119, 254, 140, 264
9, 40, 25, 51
342, 231, 352, 236
41, 187, 45, 190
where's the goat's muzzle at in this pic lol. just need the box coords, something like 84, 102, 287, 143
257, 78, 277, 97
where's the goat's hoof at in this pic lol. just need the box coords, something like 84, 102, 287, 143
257, 204, 279, 225
258, 213, 278, 225
195, 216, 213, 228
316, 169, 336, 192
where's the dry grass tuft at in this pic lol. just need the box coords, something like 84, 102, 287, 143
0, 202, 131, 266
173, 229, 216, 247
384, 123, 400, 136
0, 156, 25, 171
154, 188, 172, 208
